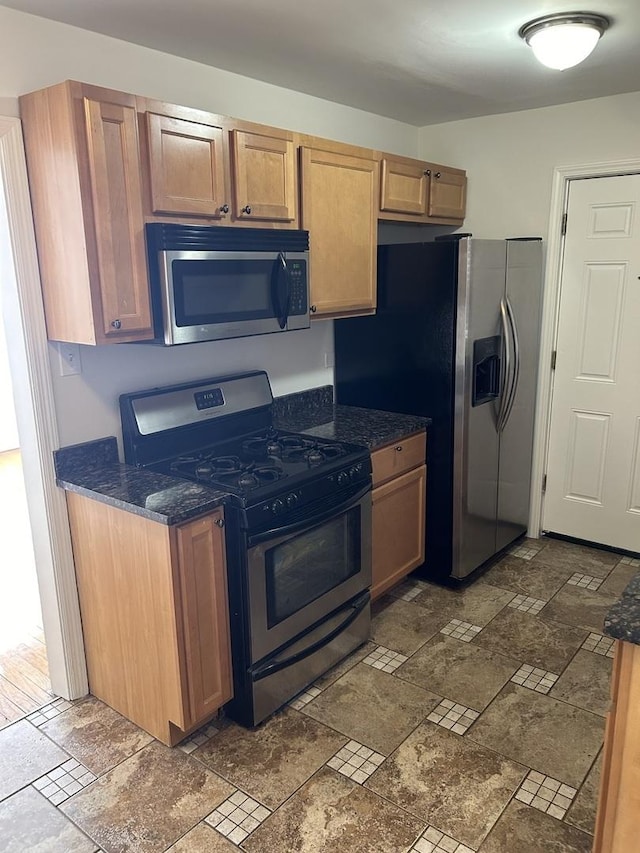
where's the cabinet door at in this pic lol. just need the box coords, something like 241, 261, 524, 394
371, 465, 426, 600
428, 166, 467, 219
231, 129, 296, 222
380, 157, 427, 215
301, 147, 378, 318
146, 113, 228, 218
84, 98, 153, 339
176, 511, 233, 725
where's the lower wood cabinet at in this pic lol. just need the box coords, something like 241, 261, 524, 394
593, 639, 640, 852
66, 493, 232, 745
370, 431, 426, 600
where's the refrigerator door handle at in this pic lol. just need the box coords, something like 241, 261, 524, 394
501, 296, 520, 431
497, 298, 511, 431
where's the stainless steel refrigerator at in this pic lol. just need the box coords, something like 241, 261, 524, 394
334, 237, 543, 582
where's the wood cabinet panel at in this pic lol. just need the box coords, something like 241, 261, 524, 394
175, 511, 233, 726
380, 157, 428, 215
65, 492, 232, 745
146, 112, 228, 218
300, 146, 378, 318
372, 464, 426, 600
428, 166, 467, 219
20, 81, 153, 344
84, 98, 152, 338
377, 153, 466, 224
231, 129, 296, 222
66, 493, 188, 743
594, 640, 640, 853
371, 432, 426, 487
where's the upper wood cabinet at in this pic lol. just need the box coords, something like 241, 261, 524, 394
141, 101, 298, 225
231, 129, 296, 222
146, 112, 228, 218
379, 154, 467, 224
300, 145, 378, 319
20, 81, 153, 344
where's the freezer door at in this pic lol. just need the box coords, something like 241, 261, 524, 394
452, 240, 506, 579
495, 240, 543, 552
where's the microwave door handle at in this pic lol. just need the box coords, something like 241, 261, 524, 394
271, 252, 291, 329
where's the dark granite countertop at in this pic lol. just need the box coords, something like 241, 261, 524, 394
54, 386, 430, 525
55, 437, 228, 525
277, 403, 428, 449
603, 570, 640, 645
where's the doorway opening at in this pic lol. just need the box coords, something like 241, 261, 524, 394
0, 115, 87, 706
0, 304, 53, 720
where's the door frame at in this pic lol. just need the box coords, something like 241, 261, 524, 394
0, 116, 88, 699
529, 157, 640, 538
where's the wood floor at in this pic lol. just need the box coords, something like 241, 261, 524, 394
0, 448, 52, 727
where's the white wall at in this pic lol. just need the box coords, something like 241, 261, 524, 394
0, 6, 419, 445
419, 91, 640, 239
0, 5, 421, 451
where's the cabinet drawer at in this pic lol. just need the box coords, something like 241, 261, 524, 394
371, 431, 426, 487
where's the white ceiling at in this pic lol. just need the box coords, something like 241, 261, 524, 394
4, 0, 640, 125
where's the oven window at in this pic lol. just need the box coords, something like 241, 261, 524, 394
172, 259, 276, 326
265, 508, 361, 628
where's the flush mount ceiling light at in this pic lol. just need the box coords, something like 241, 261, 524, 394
519, 12, 610, 70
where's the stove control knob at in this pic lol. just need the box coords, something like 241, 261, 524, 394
286, 493, 299, 509
349, 465, 362, 479
337, 471, 350, 487
271, 499, 286, 515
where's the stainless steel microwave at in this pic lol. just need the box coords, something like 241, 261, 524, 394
145, 224, 310, 345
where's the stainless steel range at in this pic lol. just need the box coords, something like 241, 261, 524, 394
120, 371, 372, 726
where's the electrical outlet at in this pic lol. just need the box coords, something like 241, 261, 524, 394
323, 351, 335, 368
57, 342, 82, 376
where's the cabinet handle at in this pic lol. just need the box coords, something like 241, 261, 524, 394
111, 319, 122, 330
215, 517, 225, 528
220, 203, 229, 214
241, 205, 252, 215
310, 304, 317, 313
395, 445, 403, 452
434, 171, 441, 179
424, 169, 431, 177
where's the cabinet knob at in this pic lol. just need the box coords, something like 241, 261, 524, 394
241, 205, 252, 215
434, 171, 441, 179
395, 445, 403, 452
424, 169, 431, 177
220, 203, 229, 214
310, 304, 317, 313
111, 319, 122, 329
215, 517, 225, 528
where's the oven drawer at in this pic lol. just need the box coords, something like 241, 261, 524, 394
245, 592, 370, 726
371, 431, 426, 487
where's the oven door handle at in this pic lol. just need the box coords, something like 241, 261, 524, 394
251, 592, 370, 682
247, 482, 371, 546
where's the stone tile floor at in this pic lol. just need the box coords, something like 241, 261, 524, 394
0, 536, 627, 852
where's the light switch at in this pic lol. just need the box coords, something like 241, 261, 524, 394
57, 342, 82, 376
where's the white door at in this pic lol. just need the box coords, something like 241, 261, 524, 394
544, 174, 640, 552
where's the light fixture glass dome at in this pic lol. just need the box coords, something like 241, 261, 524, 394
519, 13, 610, 71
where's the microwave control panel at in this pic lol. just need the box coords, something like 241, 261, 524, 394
288, 261, 308, 316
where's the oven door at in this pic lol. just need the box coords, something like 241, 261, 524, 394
158, 250, 309, 344
246, 483, 372, 664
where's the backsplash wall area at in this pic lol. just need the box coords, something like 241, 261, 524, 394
49, 321, 334, 452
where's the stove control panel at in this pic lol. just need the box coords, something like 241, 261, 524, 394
250, 460, 371, 528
